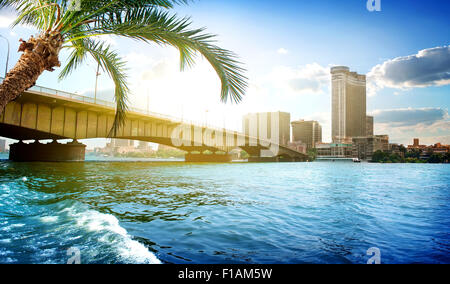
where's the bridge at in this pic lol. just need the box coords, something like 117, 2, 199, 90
0, 79, 307, 162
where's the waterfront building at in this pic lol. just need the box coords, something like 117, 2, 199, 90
0, 139, 6, 152
316, 142, 353, 158
366, 116, 374, 136
407, 139, 449, 154
138, 141, 149, 149
331, 66, 367, 143
429, 143, 450, 154
242, 111, 291, 146
352, 135, 389, 161
288, 141, 307, 154
389, 143, 405, 157
137, 141, 154, 153
291, 120, 322, 150
103, 139, 136, 154
407, 138, 427, 151
111, 139, 135, 148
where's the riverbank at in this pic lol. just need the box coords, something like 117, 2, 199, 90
371, 150, 449, 164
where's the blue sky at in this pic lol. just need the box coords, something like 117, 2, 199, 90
0, 0, 449, 148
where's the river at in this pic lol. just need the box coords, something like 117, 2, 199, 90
0, 154, 449, 264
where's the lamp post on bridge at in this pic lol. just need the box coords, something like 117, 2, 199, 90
94, 63, 100, 103
0, 34, 10, 77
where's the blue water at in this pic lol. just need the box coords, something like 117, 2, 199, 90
0, 155, 449, 264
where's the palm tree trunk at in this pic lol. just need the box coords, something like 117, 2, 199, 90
0, 32, 63, 115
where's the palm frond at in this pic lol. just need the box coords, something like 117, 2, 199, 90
58, 40, 87, 80
86, 40, 129, 137
65, 7, 248, 102
62, 38, 129, 137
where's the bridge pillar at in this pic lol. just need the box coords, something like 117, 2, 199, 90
185, 153, 232, 163
9, 140, 86, 162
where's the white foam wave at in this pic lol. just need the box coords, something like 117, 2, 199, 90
1, 223, 25, 232
40, 216, 59, 223
65, 206, 161, 264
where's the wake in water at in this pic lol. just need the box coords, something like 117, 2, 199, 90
0, 180, 160, 264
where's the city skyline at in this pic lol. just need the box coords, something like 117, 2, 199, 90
0, 0, 448, 149
0, 0, 449, 267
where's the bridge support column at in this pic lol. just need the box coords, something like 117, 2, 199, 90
9, 140, 86, 162
185, 153, 232, 163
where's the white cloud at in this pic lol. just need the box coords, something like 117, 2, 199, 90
268, 63, 330, 95
370, 107, 450, 145
277, 48, 289, 55
370, 107, 448, 127
368, 46, 450, 96
0, 14, 14, 28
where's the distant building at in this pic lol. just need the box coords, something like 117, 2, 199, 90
111, 139, 134, 148
407, 138, 427, 151
366, 116, 374, 136
429, 143, 450, 154
104, 139, 136, 154
407, 139, 449, 154
0, 139, 6, 152
242, 112, 291, 146
138, 141, 149, 149
291, 120, 322, 150
331, 66, 367, 143
352, 135, 389, 161
389, 143, 405, 157
288, 141, 307, 154
316, 142, 353, 158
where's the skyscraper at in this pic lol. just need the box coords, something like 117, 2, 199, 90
366, 115, 374, 136
242, 112, 291, 146
291, 120, 322, 150
331, 66, 367, 142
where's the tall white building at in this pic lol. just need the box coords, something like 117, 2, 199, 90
331, 66, 367, 143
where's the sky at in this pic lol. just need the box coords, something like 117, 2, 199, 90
0, 0, 449, 149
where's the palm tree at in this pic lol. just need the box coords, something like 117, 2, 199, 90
0, 0, 247, 135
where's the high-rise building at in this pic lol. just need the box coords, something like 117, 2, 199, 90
0, 139, 6, 152
242, 112, 291, 146
331, 66, 367, 142
291, 120, 322, 149
366, 116, 374, 136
